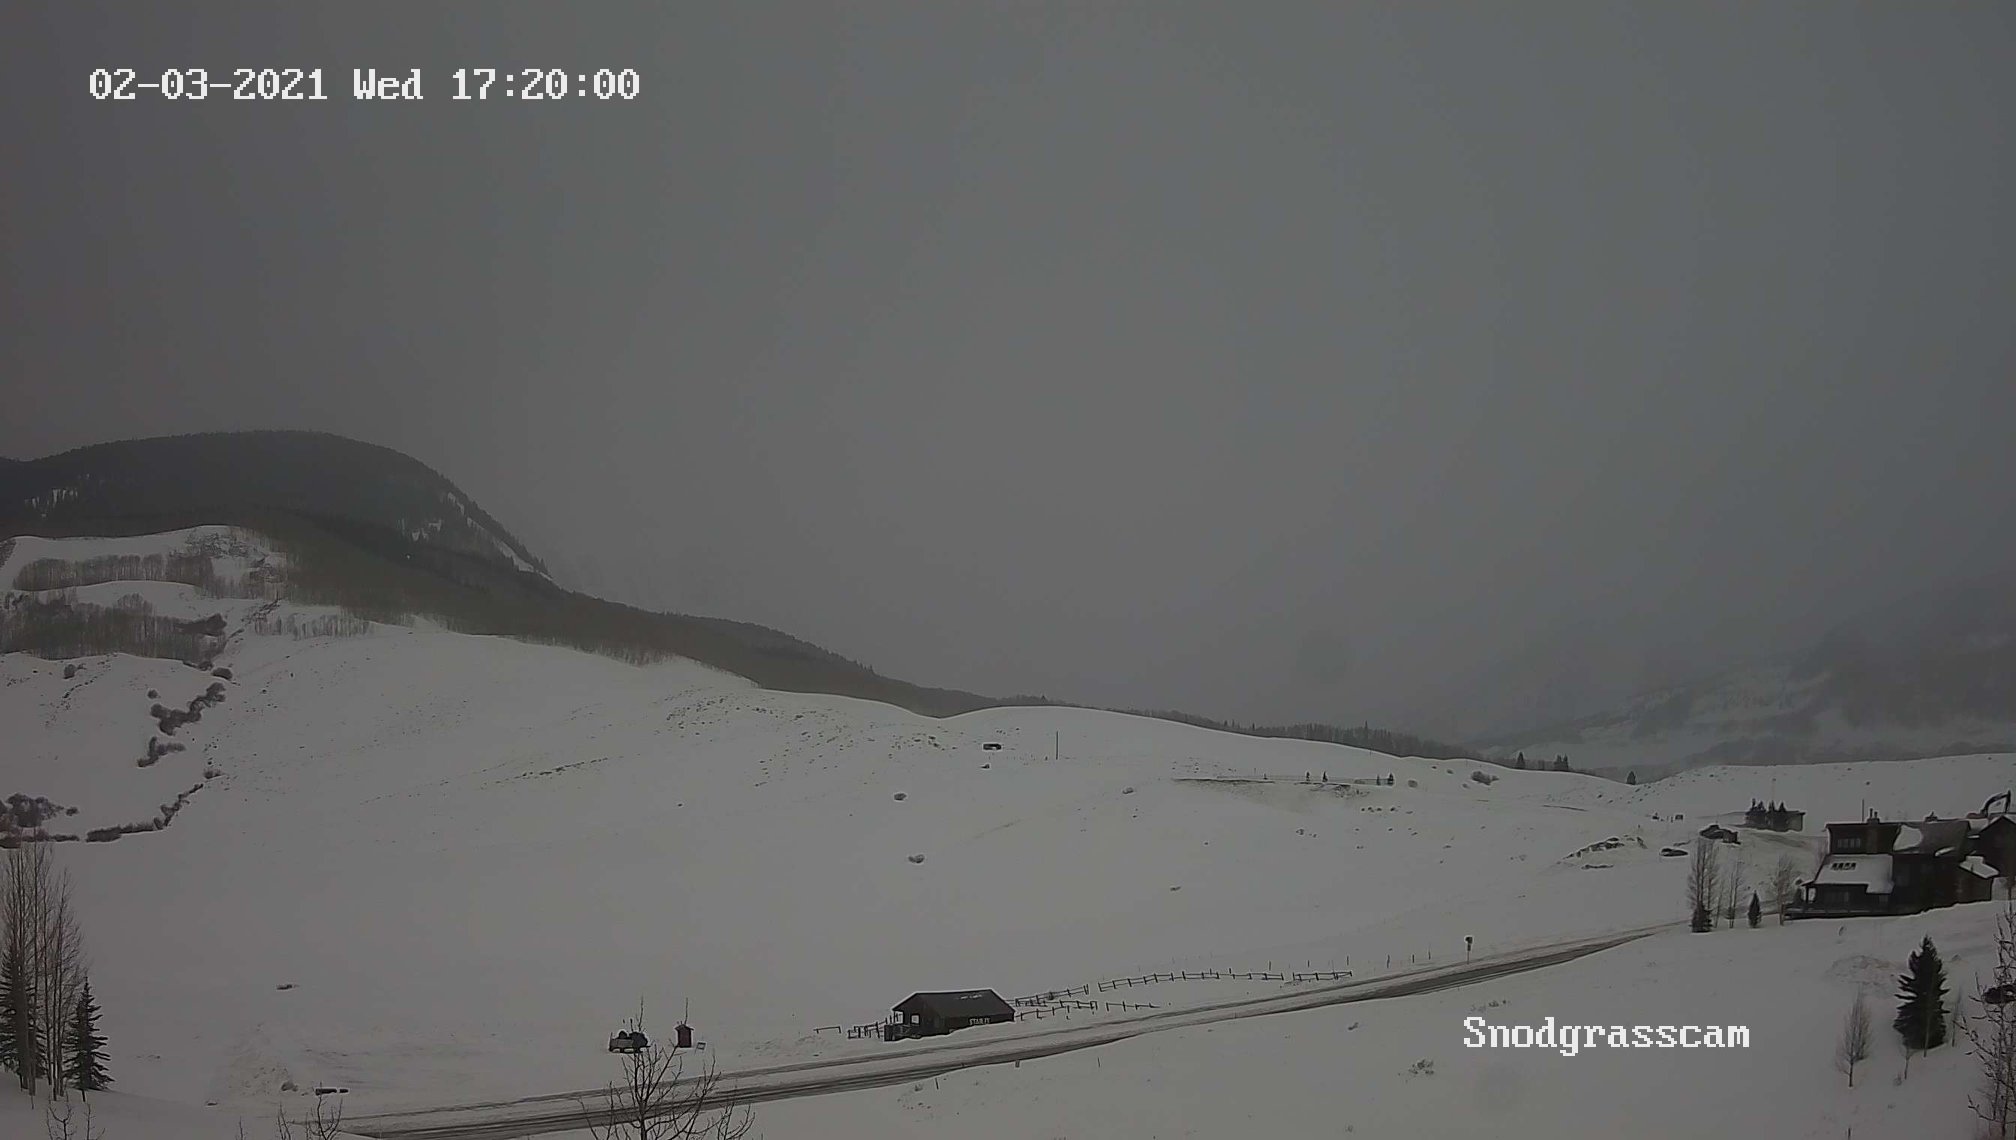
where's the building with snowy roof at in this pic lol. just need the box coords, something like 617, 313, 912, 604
1787, 808, 2008, 918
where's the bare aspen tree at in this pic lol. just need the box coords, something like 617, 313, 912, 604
1837, 991, 1872, 1087
36, 868, 83, 1096
1722, 856, 1748, 929
1963, 896, 2016, 1138
1770, 853, 1801, 923
577, 1022, 754, 1140
1687, 837, 1719, 931
5, 845, 46, 1094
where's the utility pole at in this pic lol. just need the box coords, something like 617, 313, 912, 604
1055, 731, 1059, 762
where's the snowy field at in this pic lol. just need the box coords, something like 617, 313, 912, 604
4, 529, 2013, 1138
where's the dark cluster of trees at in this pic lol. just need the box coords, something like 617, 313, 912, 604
1743, 800, 1797, 830
0, 845, 109, 1100
1509, 752, 1574, 772
13, 552, 215, 593
0, 593, 219, 662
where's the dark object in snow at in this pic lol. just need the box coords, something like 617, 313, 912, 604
1660, 846, 1688, 857
277, 983, 295, 991
907, 853, 925, 863
1983, 983, 2015, 1005
212, 667, 233, 680
1894, 935, 1948, 1050
981, 741, 1002, 751
1122, 787, 1136, 795
892, 792, 907, 801
281, 1081, 298, 1092
888, 990, 1015, 1039
147, 689, 159, 699
63, 664, 78, 680
313, 1086, 348, 1096
980, 763, 990, 769
608, 1030, 649, 1053
1741, 800, 1806, 832
1698, 824, 1741, 844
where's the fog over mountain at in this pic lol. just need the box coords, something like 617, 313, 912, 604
7, 5, 2015, 739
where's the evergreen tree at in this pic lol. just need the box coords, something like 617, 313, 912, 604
69, 977, 109, 1094
0, 940, 16, 1076
1747, 892, 1762, 928
1627, 771, 1637, 785
1895, 936, 1949, 1051
1, 937, 32, 1086
1691, 902, 1711, 933
1515, 755, 1526, 770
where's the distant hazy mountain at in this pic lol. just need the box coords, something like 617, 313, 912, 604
0, 430, 549, 577
1, 430, 997, 717
1479, 571, 2016, 776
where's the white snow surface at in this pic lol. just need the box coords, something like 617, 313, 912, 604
731, 904, 2009, 1140
1812, 855, 1894, 893
5, 529, 2014, 1137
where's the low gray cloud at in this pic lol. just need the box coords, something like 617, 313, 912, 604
6, 4, 2014, 738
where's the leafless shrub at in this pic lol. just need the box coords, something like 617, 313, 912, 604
44, 1095, 102, 1140
1771, 853, 1801, 923
576, 1015, 753, 1140
1963, 896, 2016, 1138
1837, 992, 1872, 1087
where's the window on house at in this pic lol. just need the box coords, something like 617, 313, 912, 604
1835, 834, 1865, 853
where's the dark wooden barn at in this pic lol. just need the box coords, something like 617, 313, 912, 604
888, 989, 1016, 1039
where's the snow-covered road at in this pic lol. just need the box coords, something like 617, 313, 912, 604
348, 922, 1671, 1140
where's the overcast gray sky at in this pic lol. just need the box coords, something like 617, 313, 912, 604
6, 4, 2015, 737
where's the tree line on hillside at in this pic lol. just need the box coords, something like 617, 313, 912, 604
0, 594, 218, 662
1000, 697, 1482, 761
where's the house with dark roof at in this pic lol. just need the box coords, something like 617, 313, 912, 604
887, 989, 1016, 1039
1787, 810, 2006, 919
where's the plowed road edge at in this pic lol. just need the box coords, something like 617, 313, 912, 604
347, 922, 1676, 1139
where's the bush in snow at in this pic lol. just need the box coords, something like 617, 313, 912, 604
907, 854, 925, 863
892, 792, 907, 801
1469, 771, 1496, 785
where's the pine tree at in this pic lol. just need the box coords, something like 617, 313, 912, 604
1627, 770, 1637, 785
0, 940, 16, 1076
69, 977, 109, 1094
1895, 936, 1949, 1052
1, 936, 33, 1087
1748, 892, 1762, 928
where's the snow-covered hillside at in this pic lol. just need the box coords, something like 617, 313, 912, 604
4, 529, 2012, 1137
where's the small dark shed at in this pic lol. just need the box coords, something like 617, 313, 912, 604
890, 989, 1016, 1038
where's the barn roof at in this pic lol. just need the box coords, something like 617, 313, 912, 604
1813, 855, 1893, 893
894, 989, 1015, 1020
